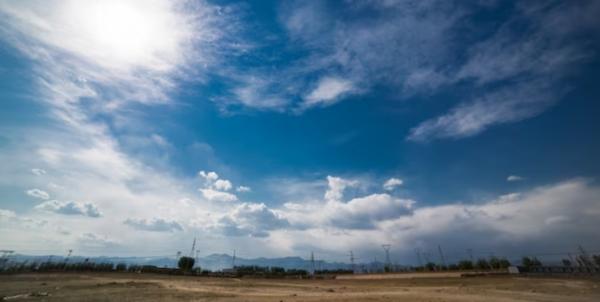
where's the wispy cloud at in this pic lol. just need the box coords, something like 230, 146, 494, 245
35, 200, 102, 217
303, 77, 356, 108
408, 81, 563, 141
507, 175, 525, 182
26, 188, 50, 200
124, 217, 183, 232
31, 168, 47, 176
408, 1, 599, 141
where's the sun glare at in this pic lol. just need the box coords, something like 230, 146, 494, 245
59, 0, 183, 71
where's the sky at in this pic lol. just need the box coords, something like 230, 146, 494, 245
1, 0, 600, 264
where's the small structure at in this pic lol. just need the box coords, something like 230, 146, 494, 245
508, 266, 520, 274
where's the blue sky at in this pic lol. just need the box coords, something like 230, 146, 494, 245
1, 0, 600, 263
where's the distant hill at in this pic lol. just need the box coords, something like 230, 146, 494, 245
8, 253, 375, 271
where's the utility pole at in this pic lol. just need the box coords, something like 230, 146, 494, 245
467, 249, 474, 262
382, 244, 392, 272
195, 250, 200, 268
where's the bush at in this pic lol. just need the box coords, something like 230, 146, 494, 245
475, 259, 489, 270
457, 260, 474, 270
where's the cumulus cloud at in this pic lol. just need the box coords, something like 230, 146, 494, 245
31, 168, 46, 176
217, 203, 289, 237
324, 176, 358, 202
199, 188, 238, 202
507, 175, 524, 182
198, 170, 238, 202
124, 217, 183, 232
199, 170, 219, 183
214, 179, 233, 191
26, 188, 50, 200
280, 176, 415, 230
383, 178, 403, 191
272, 178, 600, 261
35, 200, 101, 217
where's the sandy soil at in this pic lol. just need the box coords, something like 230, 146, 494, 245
1, 272, 599, 301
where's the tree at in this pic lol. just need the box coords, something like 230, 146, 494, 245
457, 260, 473, 270
522, 257, 542, 270
498, 258, 511, 269
475, 258, 489, 270
424, 262, 436, 271
562, 259, 572, 267
178, 256, 195, 271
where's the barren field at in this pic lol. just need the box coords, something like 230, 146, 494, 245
1, 272, 599, 302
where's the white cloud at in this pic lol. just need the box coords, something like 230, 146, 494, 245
324, 176, 358, 202
303, 77, 355, 108
328, 193, 415, 229
406, 2, 599, 141
236, 185, 251, 192
199, 170, 219, 182
383, 178, 403, 191
0, 209, 17, 220
507, 175, 524, 182
197, 170, 239, 201
35, 200, 101, 217
407, 81, 561, 141
270, 178, 600, 260
25, 188, 50, 200
214, 179, 233, 191
77, 232, 120, 249
124, 217, 183, 232
199, 188, 238, 203
217, 203, 289, 238
31, 168, 46, 176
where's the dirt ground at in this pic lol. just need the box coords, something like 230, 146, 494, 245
1, 272, 599, 301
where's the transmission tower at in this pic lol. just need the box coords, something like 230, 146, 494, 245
310, 251, 315, 275
466, 248, 474, 262
232, 249, 236, 268
63, 249, 73, 271
414, 248, 423, 267
175, 251, 181, 268
578, 245, 592, 269
438, 245, 447, 268
189, 237, 196, 257
382, 244, 392, 272
349, 251, 359, 274
195, 250, 201, 268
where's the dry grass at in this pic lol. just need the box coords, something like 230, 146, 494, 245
1, 272, 599, 301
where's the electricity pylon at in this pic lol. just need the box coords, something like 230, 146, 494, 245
382, 244, 392, 272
